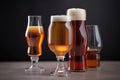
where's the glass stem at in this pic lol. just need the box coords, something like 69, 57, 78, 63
56, 56, 65, 73
54, 56, 69, 77
30, 56, 39, 67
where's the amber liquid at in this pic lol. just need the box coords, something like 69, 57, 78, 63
69, 21, 88, 71
86, 48, 100, 68
25, 26, 44, 57
48, 22, 73, 56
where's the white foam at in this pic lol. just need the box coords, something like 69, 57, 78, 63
67, 8, 86, 20
51, 15, 71, 22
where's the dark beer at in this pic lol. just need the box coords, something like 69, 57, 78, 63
86, 48, 100, 68
67, 8, 88, 72
25, 26, 44, 57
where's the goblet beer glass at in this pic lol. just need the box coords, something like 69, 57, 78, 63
86, 25, 102, 70
25, 16, 44, 73
48, 15, 73, 77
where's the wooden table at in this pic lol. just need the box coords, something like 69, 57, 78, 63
0, 61, 120, 80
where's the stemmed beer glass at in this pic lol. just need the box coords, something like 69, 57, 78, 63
25, 16, 44, 73
48, 15, 73, 77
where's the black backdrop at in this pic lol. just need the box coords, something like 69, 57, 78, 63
0, 0, 120, 61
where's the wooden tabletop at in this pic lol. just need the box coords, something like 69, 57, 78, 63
0, 61, 120, 80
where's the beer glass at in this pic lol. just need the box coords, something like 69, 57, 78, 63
67, 8, 88, 72
86, 25, 102, 70
25, 16, 44, 73
48, 15, 73, 77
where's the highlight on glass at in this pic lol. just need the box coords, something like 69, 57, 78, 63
25, 15, 45, 73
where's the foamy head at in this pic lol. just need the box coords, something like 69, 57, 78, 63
51, 15, 71, 22
67, 8, 86, 20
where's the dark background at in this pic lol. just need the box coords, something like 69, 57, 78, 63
0, 0, 120, 61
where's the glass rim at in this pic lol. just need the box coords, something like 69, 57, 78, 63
28, 15, 41, 17
86, 25, 98, 27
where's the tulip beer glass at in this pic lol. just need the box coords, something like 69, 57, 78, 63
25, 16, 44, 73
86, 25, 102, 70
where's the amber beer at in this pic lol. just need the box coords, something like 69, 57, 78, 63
86, 48, 100, 68
67, 8, 88, 71
48, 16, 73, 56
48, 15, 73, 77
25, 26, 44, 56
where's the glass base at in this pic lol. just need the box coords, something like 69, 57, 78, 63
69, 69, 86, 72
25, 56, 45, 74
50, 69, 68, 77
25, 66, 45, 73
68, 55, 86, 72
50, 56, 69, 77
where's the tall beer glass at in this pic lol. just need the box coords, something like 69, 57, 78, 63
25, 16, 44, 73
48, 15, 73, 77
67, 8, 88, 72
86, 25, 102, 70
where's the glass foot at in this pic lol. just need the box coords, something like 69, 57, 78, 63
25, 66, 45, 73
50, 70, 68, 77
50, 56, 69, 77
25, 56, 45, 74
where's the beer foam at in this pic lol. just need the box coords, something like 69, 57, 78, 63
51, 15, 71, 22
67, 8, 86, 20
